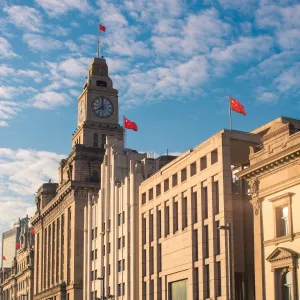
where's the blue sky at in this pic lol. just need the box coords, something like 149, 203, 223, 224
0, 0, 300, 240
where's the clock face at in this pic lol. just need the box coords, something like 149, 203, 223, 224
78, 101, 84, 121
92, 96, 114, 118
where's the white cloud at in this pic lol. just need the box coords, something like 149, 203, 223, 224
23, 34, 64, 52
0, 86, 37, 99
0, 64, 42, 83
257, 92, 279, 103
277, 29, 300, 50
0, 121, 8, 127
151, 9, 231, 57
58, 57, 91, 77
3, 5, 43, 33
0, 37, 18, 58
51, 25, 70, 37
274, 63, 300, 93
0, 101, 22, 121
35, 0, 92, 16
30, 91, 72, 109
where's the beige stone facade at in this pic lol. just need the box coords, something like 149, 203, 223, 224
238, 117, 300, 300
30, 57, 123, 300
139, 129, 260, 300
0, 217, 34, 300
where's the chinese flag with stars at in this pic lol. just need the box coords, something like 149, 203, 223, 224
2, 256, 6, 260
99, 24, 106, 32
230, 96, 246, 116
124, 117, 138, 131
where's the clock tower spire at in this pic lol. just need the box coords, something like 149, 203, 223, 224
72, 57, 124, 148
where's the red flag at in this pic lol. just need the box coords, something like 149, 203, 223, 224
16, 243, 20, 249
99, 24, 106, 32
124, 117, 138, 131
230, 96, 246, 116
31, 229, 35, 235
2, 256, 6, 260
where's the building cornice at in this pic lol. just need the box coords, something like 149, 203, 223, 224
237, 145, 300, 179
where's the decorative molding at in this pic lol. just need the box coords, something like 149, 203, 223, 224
268, 192, 294, 203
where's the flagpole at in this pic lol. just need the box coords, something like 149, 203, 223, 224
228, 95, 232, 131
97, 20, 100, 58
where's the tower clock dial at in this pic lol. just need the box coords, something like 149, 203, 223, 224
79, 101, 84, 121
92, 96, 114, 118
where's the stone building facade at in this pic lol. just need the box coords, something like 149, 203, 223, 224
83, 137, 176, 300
138, 129, 261, 300
30, 57, 124, 300
237, 117, 300, 300
0, 217, 34, 300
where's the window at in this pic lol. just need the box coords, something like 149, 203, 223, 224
211, 149, 218, 164
164, 179, 169, 192
156, 184, 161, 196
204, 265, 210, 299
95, 227, 98, 237
173, 201, 179, 233
165, 206, 170, 236
204, 225, 209, 258
150, 280, 154, 300
122, 283, 125, 296
149, 247, 154, 275
214, 181, 220, 214
102, 245, 105, 256
122, 236, 125, 248
182, 197, 188, 229
142, 249, 146, 277
142, 193, 146, 204
108, 243, 111, 254
190, 162, 196, 176
202, 186, 208, 219
118, 213, 121, 226
157, 244, 162, 272
192, 191, 198, 224
216, 262, 221, 296
172, 174, 178, 187
93, 133, 98, 147
91, 229, 94, 240
122, 259, 125, 271
95, 249, 97, 260
149, 214, 154, 242
276, 206, 289, 237
118, 284, 121, 296
216, 221, 220, 255
181, 168, 187, 182
149, 188, 154, 200
157, 210, 162, 239
91, 250, 94, 261
101, 134, 106, 149
122, 211, 125, 224
194, 268, 199, 300
157, 277, 162, 300
118, 260, 122, 272
96, 80, 107, 87
142, 281, 147, 300
142, 216, 146, 245
193, 229, 198, 262
118, 238, 121, 249
200, 156, 207, 170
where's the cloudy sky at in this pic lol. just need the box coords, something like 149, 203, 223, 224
0, 0, 300, 242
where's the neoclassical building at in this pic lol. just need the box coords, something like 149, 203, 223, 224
0, 217, 34, 300
30, 57, 124, 300
238, 117, 300, 300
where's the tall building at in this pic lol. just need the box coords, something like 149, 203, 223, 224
83, 137, 176, 300
1, 217, 29, 269
30, 57, 124, 300
0, 216, 34, 300
237, 117, 300, 300
138, 129, 260, 300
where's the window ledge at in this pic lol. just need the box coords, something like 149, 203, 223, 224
264, 234, 293, 246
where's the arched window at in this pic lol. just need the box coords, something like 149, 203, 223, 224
96, 80, 107, 87
282, 271, 292, 300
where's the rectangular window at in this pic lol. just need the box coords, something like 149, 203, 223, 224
214, 181, 220, 214
149, 213, 154, 242
108, 243, 111, 254
192, 191, 198, 224
142, 281, 147, 300
122, 283, 125, 296
142, 216, 146, 245
118, 284, 121, 296
157, 210, 162, 239
172, 173, 178, 187
149, 247, 154, 275
181, 168, 187, 182
165, 206, 170, 236
102, 245, 105, 256
122, 259, 125, 271
93, 133, 98, 148
118, 260, 122, 272
157, 277, 162, 300
149, 188, 154, 200
122, 211, 125, 224
91, 250, 94, 261
203, 186, 208, 219
200, 156, 207, 170
157, 243, 162, 272
216, 221, 220, 255
204, 225, 209, 258
216, 262, 221, 296
118, 213, 121, 226
142, 249, 146, 277
193, 229, 198, 262
190, 162, 196, 176
91, 228, 94, 240
142, 193, 146, 204
95, 249, 97, 259
194, 268, 199, 300
164, 179, 169, 192
101, 134, 106, 149
204, 265, 210, 299
276, 206, 289, 237
156, 184, 161, 196
173, 201, 178, 233
150, 280, 154, 300
118, 238, 121, 249
182, 197, 188, 229
211, 149, 218, 164
122, 236, 125, 248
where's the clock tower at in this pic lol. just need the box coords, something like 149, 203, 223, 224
72, 57, 124, 148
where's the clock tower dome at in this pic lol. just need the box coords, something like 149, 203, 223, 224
72, 57, 124, 148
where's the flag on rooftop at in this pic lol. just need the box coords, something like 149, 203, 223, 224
230, 96, 246, 116
124, 117, 138, 131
